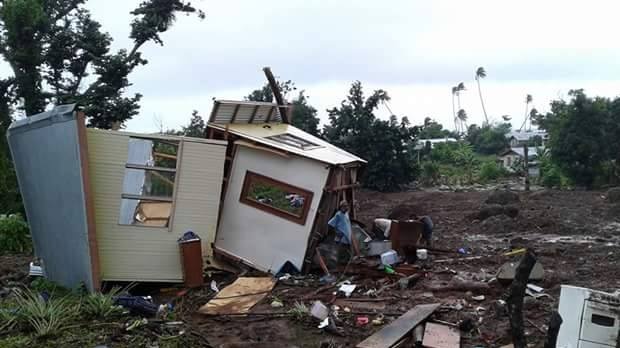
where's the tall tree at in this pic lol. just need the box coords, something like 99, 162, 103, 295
520, 94, 533, 131
0, 0, 204, 127
451, 86, 459, 132
418, 117, 452, 139
180, 110, 206, 137
323, 81, 418, 191
457, 109, 468, 133
455, 82, 465, 110
475, 67, 489, 125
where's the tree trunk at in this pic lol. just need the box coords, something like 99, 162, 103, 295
543, 311, 563, 348
520, 102, 529, 131
506, 249, 537, 348
523, 144, 530, 191
452, 94, 458, 132
477, 78, 488, 125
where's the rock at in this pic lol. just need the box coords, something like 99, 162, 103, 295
485, 190, 520, 205
606, 187, 620, 203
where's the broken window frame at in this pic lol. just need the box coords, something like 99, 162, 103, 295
118, 136, 182, 230
239, 171, 313, 225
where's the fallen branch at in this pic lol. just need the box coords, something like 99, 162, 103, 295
506, 249, 537, 348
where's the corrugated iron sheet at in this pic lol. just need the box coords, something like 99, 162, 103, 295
209, 100, 285, 124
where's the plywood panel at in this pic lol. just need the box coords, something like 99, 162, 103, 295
87, 129, 226, 281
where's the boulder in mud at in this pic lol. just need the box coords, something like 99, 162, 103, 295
606, 187, 620, 203
485, 190, 520, 205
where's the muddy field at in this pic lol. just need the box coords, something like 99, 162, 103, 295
181, 189, 619, 348
2, 189, 619, 347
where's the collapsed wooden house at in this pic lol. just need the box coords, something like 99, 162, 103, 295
7, 101, 365, 290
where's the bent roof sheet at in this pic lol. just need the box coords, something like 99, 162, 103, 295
208, 122, 366, 165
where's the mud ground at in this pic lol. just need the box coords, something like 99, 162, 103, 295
179, 189, 619, 348
2, 189, 619, 347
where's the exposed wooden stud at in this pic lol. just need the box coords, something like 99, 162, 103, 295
125, 164, 176, 173
208, 101, 220, 123
153, 152, 177, 160
121, 193, 173, 202
265, 106, 275, 123
75, 111, 101, 291
229, 104, 241, 123
248, 104, 260, 123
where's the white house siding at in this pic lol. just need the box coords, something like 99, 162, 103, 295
215, 146, 330, 273
86, 129, 226, 282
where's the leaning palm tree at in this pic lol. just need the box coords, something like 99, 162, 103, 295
456, 82, 465, 110
457, 109, 468, 134
475, 67, 489, 125
451, 86, 459, 132
520, 94, 533, 131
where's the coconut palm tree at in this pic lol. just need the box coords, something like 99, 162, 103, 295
520, 94, 533, 131
451, 86, 459, 132
457, 109, 468, 133
475, 67, 489, 125
456, 82, 465, 110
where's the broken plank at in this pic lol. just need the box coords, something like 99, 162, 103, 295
356, 303, 440, 348
422, 322, 460, 348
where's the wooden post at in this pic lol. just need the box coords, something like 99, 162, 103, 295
506, 249, 537, 348
523, 144, 530, 191
544, 311, 563, 348
263, 67, 289, 124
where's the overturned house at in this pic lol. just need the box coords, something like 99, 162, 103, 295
7, 102, 365, 290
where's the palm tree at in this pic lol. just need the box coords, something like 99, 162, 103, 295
475, 67, 488, 125
457, 109, 468, 133
456, 82, 465, 110
451, 86, 459, 132
520, 94, 533, 131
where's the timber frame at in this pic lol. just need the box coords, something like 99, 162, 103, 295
205, 125, 363, 274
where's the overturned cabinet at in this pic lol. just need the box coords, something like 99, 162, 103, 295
7, 105, 227, 290
206, 100, 366, 273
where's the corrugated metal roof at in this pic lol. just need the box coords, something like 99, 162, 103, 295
208, 122, 366, 165
209, 100, 289, 124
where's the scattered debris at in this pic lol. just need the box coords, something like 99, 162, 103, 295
526, 284, 543, 293
356, 316, 370, 326
472, 295, 485, 301
198, 277, 276, 315
338, 283, 357, 297
311, 301, 330, 321
318, 317, 329, 329
270, 299, 284, 308
380, 250, 399, 265
497, 260, 544, 282
357, 303, 440, 348
210, 280, 220, 293
422, 322, 460, 348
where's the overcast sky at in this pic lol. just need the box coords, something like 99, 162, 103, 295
6, 0, 620, 132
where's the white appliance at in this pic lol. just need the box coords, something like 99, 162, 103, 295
557, 285, 619, 348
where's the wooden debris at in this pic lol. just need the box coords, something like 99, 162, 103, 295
422, 322, 460, 348
356, 303, 440, 348
198, 277, 276, 315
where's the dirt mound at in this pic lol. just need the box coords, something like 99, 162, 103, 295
387, 204, 423, 220
606, 187, 620, 203
485, 190, 520, 205
478, 214, 518, 233
528, 189, 551, 200
472, 204, 519, 221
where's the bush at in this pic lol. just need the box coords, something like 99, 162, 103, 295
420, 161, 440, 186
13, 288, 78, 337
82, 288, 123, 319
0, 214, 31, 254
478, 161, 507, 182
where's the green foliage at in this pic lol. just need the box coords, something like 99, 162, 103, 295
287, 301, 308, 321
452, 143, 478, 183
420, 161, 440, 186
29, 278, 72, 297
478, 160, 507, 182
0, 214, 31, 254
429, 142, 459, 163
247, 181, 302, 215
465, 123, 510, 154
537, 148, 571, 188
323, 81, 419, 191
82, 288, 123, 319
418, 117, 452, 139
180, 110, 206, 137
536, 90, 613, 188
0, 0, 202, 125
13, 288, 78, 337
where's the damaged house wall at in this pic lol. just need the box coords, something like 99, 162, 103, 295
215, 145, 330, 273
86, 129, 226, 282
6, 105, 97, 290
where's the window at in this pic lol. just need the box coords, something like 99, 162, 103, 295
119, 138, 179, 227
240, 171, 313, 225
266, 134, 322, 150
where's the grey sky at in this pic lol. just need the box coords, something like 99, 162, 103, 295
5, 0, 620, 132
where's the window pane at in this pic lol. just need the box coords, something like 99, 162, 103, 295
240, 172, 313, 225
122, 168, 175, 198
119, 199, 172, 227
127, 138, 178, 169
266, 134, 321, 150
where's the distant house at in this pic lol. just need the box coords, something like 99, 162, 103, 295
507, 130, 548, 147
498, 146, 545, 176
413, 137, 458, 150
